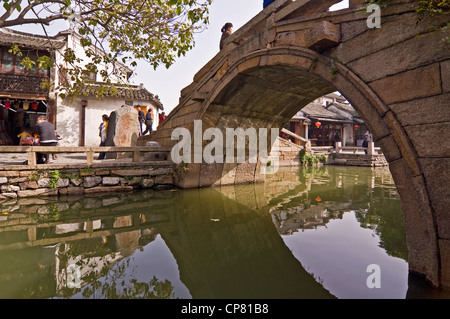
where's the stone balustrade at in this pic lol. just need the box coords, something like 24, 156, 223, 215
0, 145, 172, 167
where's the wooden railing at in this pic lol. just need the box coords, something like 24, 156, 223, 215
0, 146, 172, 167
0, 73, 49, 95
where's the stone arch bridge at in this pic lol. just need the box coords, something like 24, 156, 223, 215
138, 0, 450, 289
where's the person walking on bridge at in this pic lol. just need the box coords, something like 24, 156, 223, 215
142, 108, 153, 135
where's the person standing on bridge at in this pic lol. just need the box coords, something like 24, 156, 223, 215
159, 111, 166, 126
362, 130, 372, 154
220, 22, 233, 50
263, 0, 275, 8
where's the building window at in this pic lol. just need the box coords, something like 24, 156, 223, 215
0, 47, 49, 76
1, 50, 14, 72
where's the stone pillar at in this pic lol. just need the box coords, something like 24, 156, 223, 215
304, 123, 309, 140
105, 111, 116, 159
85, 220, 93, 233
112, 105, 140, 148
104, 105, 140, 159
305, 140, 312, 154
367, 141, 375, 155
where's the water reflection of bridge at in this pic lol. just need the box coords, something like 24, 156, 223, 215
0, 166, 435, 298
0, 181, 336, 299
0, 191, 178, 298
218, 166, 401, 236
0, 194, 174, 252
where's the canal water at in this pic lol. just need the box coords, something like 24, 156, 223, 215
0, 165, 448, 299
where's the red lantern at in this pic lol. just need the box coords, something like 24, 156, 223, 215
31, 102, 38, 110
315, 121, 321, 128
354, 124, 359, 130
4, 100, 10, 109
315, 196, 322, 202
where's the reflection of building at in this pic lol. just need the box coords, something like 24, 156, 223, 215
269, 166, 399, 237
0, 194, 168, 298
285, 92, 367, 147
271, 206, 343, 235
0, 28, 163, 147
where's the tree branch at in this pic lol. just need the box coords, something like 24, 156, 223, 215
0, 0, 23, 25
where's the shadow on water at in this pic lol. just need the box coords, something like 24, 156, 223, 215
0, 165, 448, 299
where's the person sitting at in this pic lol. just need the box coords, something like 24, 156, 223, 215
35, 115, 58, 164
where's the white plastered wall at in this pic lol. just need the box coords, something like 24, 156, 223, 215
56, 97, 159, 146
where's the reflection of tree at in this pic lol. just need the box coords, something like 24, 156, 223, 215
56, 238, 175, 299
0, 247, 56, 299
355, 201, 408, 261
80, 261, 175, 299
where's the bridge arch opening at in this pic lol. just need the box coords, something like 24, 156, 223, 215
197, 47, 402, 175
173, 47, 440, 289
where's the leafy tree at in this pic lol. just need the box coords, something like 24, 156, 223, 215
0, 0, 212, 98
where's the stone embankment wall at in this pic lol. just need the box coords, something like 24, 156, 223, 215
274, 137, 304, 166
274, 137, 388, 167
0, 165, 176, 200
327, 154, 388, 167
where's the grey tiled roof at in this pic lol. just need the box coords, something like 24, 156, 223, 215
80, 83, 164, 110
0, 28, 66, 50
300, 102, 349, 120
329, 101, 359, 117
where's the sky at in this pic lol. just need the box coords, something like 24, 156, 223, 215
130, 0, 349, 114
7, 0, 349, 115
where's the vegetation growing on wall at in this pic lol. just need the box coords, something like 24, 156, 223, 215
416, 0, 450, 20
300, 150, 327, 166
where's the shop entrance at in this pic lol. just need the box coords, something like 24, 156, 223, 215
0, 99, 48, 146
